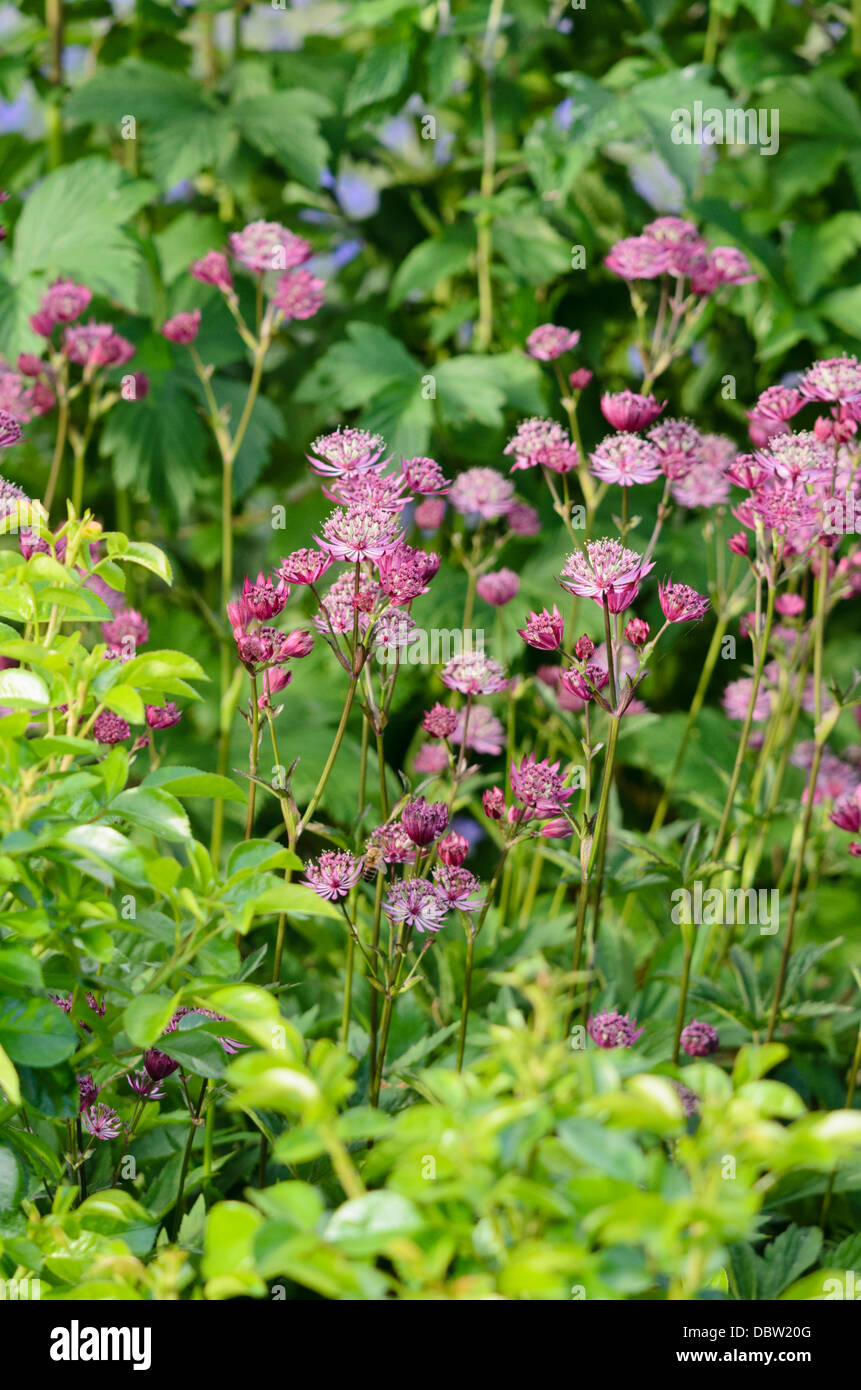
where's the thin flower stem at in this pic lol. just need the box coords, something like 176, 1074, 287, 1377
245, 674, 259, 838
649, 612, 727, 832
172, 1078, 207, 1240
455, 842, 510, 1070
672, 931, 693, 1064
456, 927, 476, 1072
602, 594, 617, 709
820, 1016, 861, 1226
298, 675, 358, 838
43, 394, 68, 516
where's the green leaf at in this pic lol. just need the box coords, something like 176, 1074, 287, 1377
0, 1144, 24, 1211
0, 669, 50, 708
144, 767, 247, 803
0, 1043, 21, 1107
123, 993, 179, 1048
732, 1043, 788, 1086
557, 1117, 647, 1183
102, 684, 146, 725
324, 1191, 423, 1255
786, 213, 861, 304
344, 44, 411, 116
389, 228, 474, 307
158, 1027, 226, 1079
249, 883, 342, 920
494, 214, 571, 284
819, 285, 861, 340
0, 997, 77, 1067
110, 786, 191, 842
233, 90, 331, 188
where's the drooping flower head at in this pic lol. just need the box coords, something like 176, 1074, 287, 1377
303, 850, 363, 901
559, 539, 654, 613
525, 324, 580, 361
658, 580, 710, 623
190, 250, 233, 293
587, 1010, 644, 1049
518, 605, 564, 651
559, 663, 609, 703
145, 702, 181, 730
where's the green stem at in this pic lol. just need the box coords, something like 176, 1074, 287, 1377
172, 1079, 207, 1240
43, 395, 68, 517
456, 927, 475, 1072
650, 613, 727, 832
672, 932, 693, 1064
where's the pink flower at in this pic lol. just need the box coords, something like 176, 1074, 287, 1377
604, 235, 671, 280
507, 502, 541, 536
559, 538, 654, 613
574, 635, 595, 661
453, 704, 505, 755
441, 652, 507, 695
483, 786, 506, 820
161, 309, 201, 344
589, 433, 662, 486
775, 593, 805, 617
504, 417, 578, 474
93, 711, 130, 744
229, 220, 311, 273
414, 743, 449, 774
476, 568, 519, 606
569, 368, 593, 391
377, 541, 439, 604
384, 879, 449, 934
423, 703, 458, 739
328, 470, 408, 514
401, 456, 450, 495
242, 571, 289, 621
509, 752, 573, 817
145, 702, 181, 730
190, 250, 233, 293
258, 666, 292, 709
438, 832, 469, 867
317, 506, 403, 562
303, 850, 362, 900
30, 309, 57, 337
40, 279, 92, 324
560, 662, 609, 703
525, 324, 580, 361
625, 617, 649, 647
0, 411, 22, 448
722, 678, 772, 723
366, 824, 417, 865
752, 385, 805, 423
648, 418, 704, 481
432, 864, 482, 913
518, 605, 564, 651
709, 246, 757, 286
308, 428, 387, 477
277, 548, 332, 585
587, 1010, 643, 1049
102, 608, 149, 651
800, 356, 861, 404
415, 497, 446, 530
402, 796, 449, 847
600, 390, 665, 432
759, 431, 832, 483
273, 269, 325, 321
64, 322, 135, 368
82, 1103, 122, 1141
658, 580, 710, 623
830, 795, 861, 833
449, 467, 514, 519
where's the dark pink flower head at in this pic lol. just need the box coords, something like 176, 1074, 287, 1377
17, 353, 47, 378
830, 794, 861, 833
525, 323, 580, 361
277, 548, 332, 585
476, 568, 519, 607
146, 702, 181, 730
313, 570, 379, 636
303, 850, 362, 901
229, 220, 312, 273
600, 390, 666, 433
604, 235, 671, 281
317, 506, 403, 562
82, 1103, 122, 1141
625, 616, 649, 647
569, 368, 593, 391
161, 309, 201, 345
752, 482, 820, 539
41, 279, 92, 324
401, 455, 450, 496
414, 743, 449, 775
190, 250, 233, 293
482, 786, 506, 820
752, 384, 805, 423
438, 832, 469, 867
559, 538, 654, 613
518, 605, 564, 651
127, 1069, 165, 1101
450, 467, 514, 520
648, 418, 703, 481
144, 1047, 179, 1081
308, 428, 388, 478
258, 666, 292, 710
366, 823, 417, 865
658, 580, 710, 623
559, 663, 608, 703
709, 246, 757, 286
431, 864, 482, 913
402, 795, 449, 847
30, 309, 57, 337
587, 1010, 643, 1049
93, 711, 130, 744
507, 501, 541, 536
384, 878, 449, 935
78, 1073, 100, 1110
441, 651, 507, 695
644, 217, 705, 273
377, 540, 439, 604
422, 702, 458, 739
509, 752, 573, 818
574, 635, 595, 661
680, 1019, 719, 1057
280, 629, 314, 659
0, 411, 22, 448
758, 430, 832, 483
725, 452, 772, 490
273, 269, 325, 321
504, 417, 578, 474
64, 321, 134, 369
775, 593, 805, 618
415, 497, 446, 530
590, 433, 662, 487
242, 571, 289, 621
327, 469, 408, 514
102, 607, 149, 651
800, 356, 861, 404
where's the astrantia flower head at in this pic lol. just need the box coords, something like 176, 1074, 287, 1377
229, 220, 311, 274
127, 1068, 166, 1101
482, 787, 505, 822
102, 607, 149, 651
525, 324, 580, 361
317, 506, 403, 562
422, 702, 458, 739
146, 702, 182, 730
518, 605, 564, 651
670, 456, 731, 509
507, 502, 541, 536
574, 635, 595, 661
77, 1073, 99, 1110
559, 663, 609, 703
313, 569, 379, 635
328, 469, 408, 514
450, 467, 515, 519
277, 548, 332, 585
82, 1103, 122, 1141
242, 571, 289, 621
504, 417, 578, 474
441, 651, 507, 695
303, 850, 363, 901
432, 864, 483, 913
190, 250, 233, 293
40, 279, 92, 324
0, 411, 23, 449
258, 666, 292, 709
372, 609, 418, 653
752, 482, 821, 538
709, 246, 757, 286
366, 823, 418, 865
414, 743, 449, 775
402, 796, 449, 847
453, 704, 505, 755
415, 497, 446, 530
308, 428, 387, 477
600, 390, 666, 433
64, 321, 134, 368
559, 538, 654, 613
590, 433, 662, 487
658, 580, 710, 623
799, 356, 861, 404
161, 309, 201, 345
587, 1010, 644, 1049
722, 677, 772, 723
476, 568, 519, 606
758, 430, 832, 483
93, 711, 130, 745
273, 269, 325, 321
438, 832, 469, 867
401, 455, 450, 495
752, 384, 805, 423
377, 540, 439, 604
144, 1047, 179, 1081
509, 752, 573, 817
680, 1019, 719, 1057
830, 794, 861, 833
625, 617, 649, 647
648, 418, 704, 481
384, 879, 449, 935
604, 235, 671, 281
